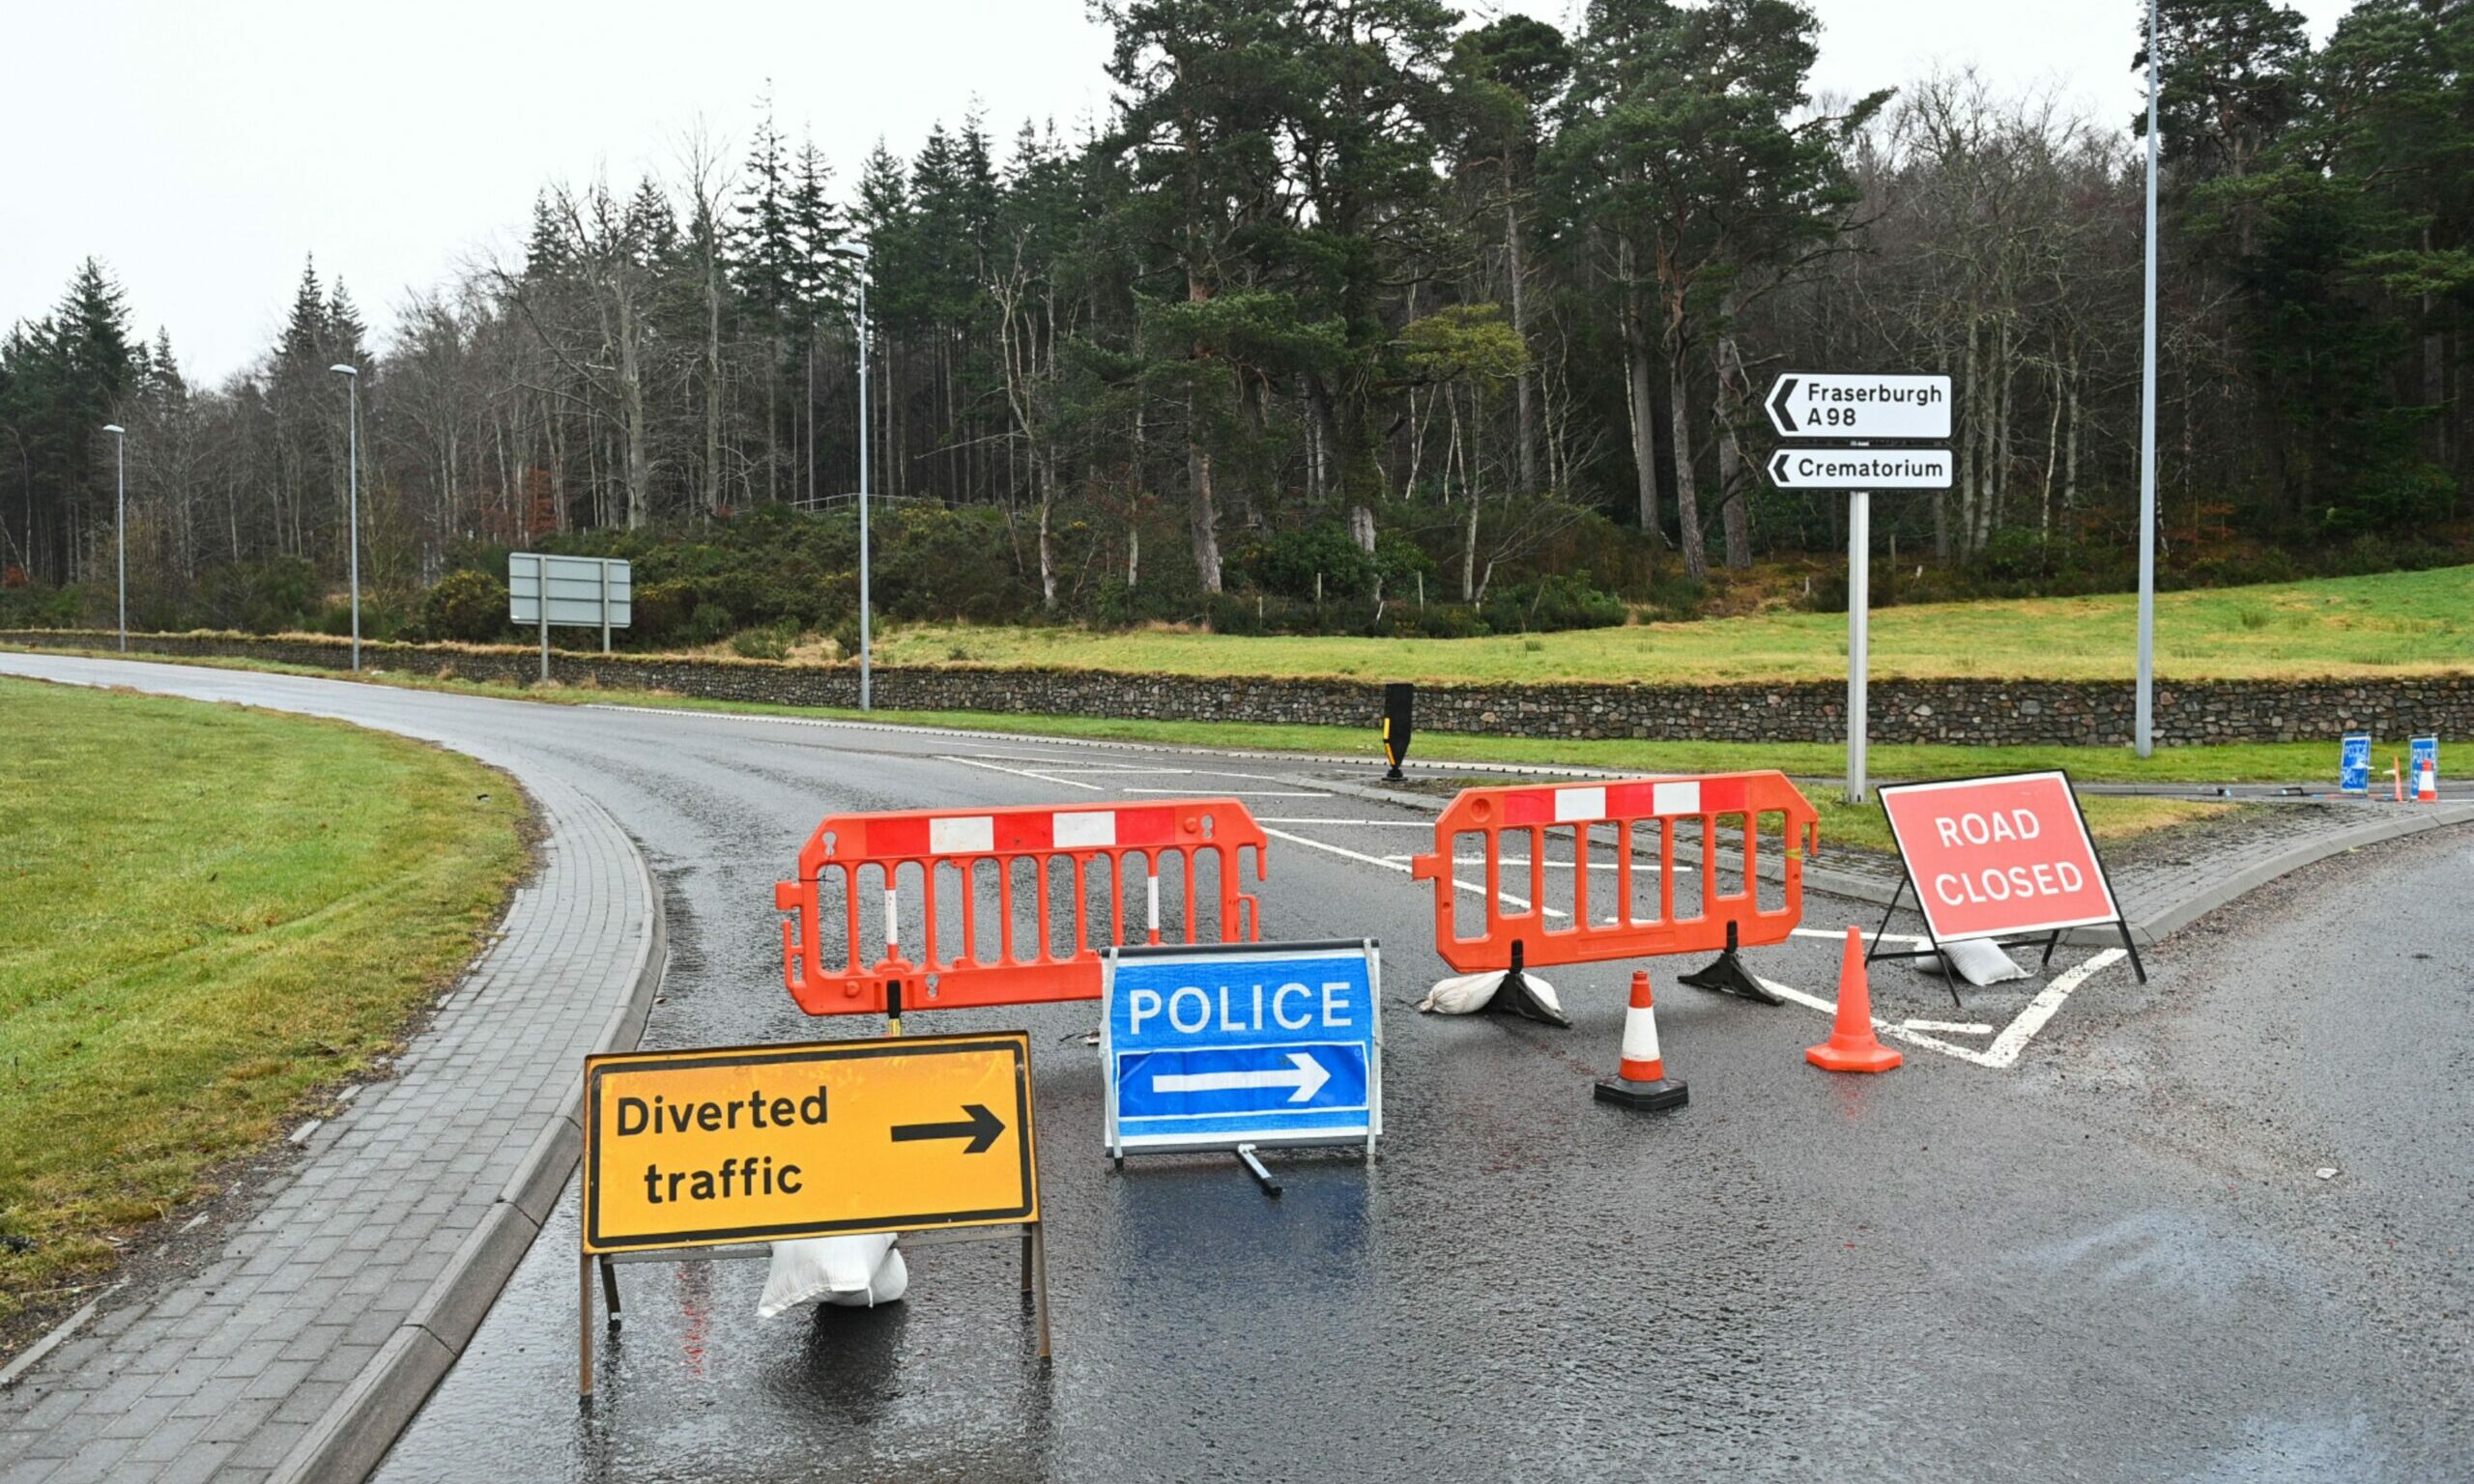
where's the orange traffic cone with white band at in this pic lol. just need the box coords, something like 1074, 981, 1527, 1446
1595, 970, 1688, 1111
2417, 760, 2438, 803
1806, 927, 1902, 1073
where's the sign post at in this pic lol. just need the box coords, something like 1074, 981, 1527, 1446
509, 553, 633, 683
1767, 373, 1952, 803
1381, 683, 1414, 782
1872, 771, 2145, 1005
1102, 939, 1382, 1196
577, 1030, 1047, 1394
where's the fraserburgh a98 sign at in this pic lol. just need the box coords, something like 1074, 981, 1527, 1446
1766, 372, 1952, 440
581, 1032, 1038, 1254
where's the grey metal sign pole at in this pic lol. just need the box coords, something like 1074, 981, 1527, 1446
1765, 373, 1953, 806
2135, 0, 2161, 757
1848, 490, 1870, 803
857, 276, 874, 712
599, 561, 611, 653
539, 576, 551, 683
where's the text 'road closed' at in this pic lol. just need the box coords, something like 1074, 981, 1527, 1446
581, 1033, 1038, 1253
1878, 772, 2122, 942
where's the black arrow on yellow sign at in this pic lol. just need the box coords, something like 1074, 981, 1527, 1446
890, 1102, 1005, 1154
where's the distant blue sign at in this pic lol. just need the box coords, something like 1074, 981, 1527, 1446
1103, 940, 1382, 1157
2410, 735, 2438, 792
2341, 731, 2372, 795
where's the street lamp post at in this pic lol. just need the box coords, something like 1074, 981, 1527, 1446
855, 276, 873, 712
331, 364, 361, 672
2137, 0, 2161, 757
102, 423, 126, 650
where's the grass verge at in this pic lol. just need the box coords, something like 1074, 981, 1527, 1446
0, 676, 528, 1331
877, 563, 2474, 683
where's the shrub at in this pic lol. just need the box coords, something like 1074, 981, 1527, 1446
730, 624, 794, 661
414, 570, 508, 643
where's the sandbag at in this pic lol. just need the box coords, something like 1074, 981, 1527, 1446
1915, 937, 2029, 986
758, 1233, 908, 1319
1419, 970, 1564, 1022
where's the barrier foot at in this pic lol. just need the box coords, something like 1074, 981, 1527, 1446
1593, 1074, 1688, 1111
1486, 964, 1572, 1028
1234, 1143, 1283, 1198
1678, 948, 1784, 1007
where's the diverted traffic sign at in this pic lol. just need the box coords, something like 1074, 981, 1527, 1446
1103, 940, 1382, 1158
1767, 373, 1952, 440
1768, 447, 1953, 490
581, 1032, 1038, 1253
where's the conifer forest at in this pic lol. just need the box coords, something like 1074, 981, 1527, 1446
4, 0, 2469, 644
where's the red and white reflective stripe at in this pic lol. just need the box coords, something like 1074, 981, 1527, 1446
869, 806, 1183, 858
1618, 1001, 1662, 1077
928, 816, 994, 854
884, 886, 899, 948
1498, 776, 1746, 827
1146, 869, 1161, 940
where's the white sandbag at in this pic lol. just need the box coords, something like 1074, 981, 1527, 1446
1915, 937, 2029, 986
1418, 970, 1562, 1018
758, 1233, 908, 1319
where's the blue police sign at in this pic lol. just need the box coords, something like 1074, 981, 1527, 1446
1102, 940, 1382, 1157
2341, 731, 2372, 795
2410, 735, 2438, 794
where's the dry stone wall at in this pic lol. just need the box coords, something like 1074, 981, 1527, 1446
5, 628, 2467, 749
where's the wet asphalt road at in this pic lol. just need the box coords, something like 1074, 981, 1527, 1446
6, 655, 2470, 1483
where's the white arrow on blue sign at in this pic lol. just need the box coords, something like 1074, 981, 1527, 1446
1103, 940, 1383, 1157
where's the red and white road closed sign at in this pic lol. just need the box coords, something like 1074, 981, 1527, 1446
1877, 772, 2122, 942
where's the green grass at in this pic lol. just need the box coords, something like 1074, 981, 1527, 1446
879, 564, 2474, 683
0, 678, 527, 1327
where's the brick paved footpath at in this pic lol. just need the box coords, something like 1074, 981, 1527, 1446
0, 769, 663, 1484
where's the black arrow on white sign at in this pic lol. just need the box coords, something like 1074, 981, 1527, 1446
1767, 376, 1800, 434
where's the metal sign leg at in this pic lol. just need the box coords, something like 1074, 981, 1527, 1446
578, 1252, 594, 1400
1234, 1143, 1283, 1199
1030, 1223, 1051, 1362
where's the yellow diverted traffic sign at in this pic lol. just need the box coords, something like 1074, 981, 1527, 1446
581, 1031, 1039, 1254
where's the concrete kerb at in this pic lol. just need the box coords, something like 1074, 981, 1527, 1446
267, 789, 669, 1484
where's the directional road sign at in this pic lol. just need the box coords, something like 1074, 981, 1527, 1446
1768, 447, 1953, 490
1103, 940, 1382, 1157
1767, 372, 1952, 440
2341, 731, 2373, 795
509, 552, 632, 630
581, 1031, 1038, 1253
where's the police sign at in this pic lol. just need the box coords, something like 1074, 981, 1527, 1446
1102, 940, 1382, 1158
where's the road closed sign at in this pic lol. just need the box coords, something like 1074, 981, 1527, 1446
1103, 940, 1381, 1157
1877, 772, 2123, 943
581, 1032, 1039, 1253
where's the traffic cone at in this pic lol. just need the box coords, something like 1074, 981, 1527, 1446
2417, 760, 2438, 803
1595, 970, 1688, 1110
1806, 927, 1902, 1074
2392, 759, 2404, 803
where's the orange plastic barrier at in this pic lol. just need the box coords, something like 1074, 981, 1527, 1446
775, 799, 1269, 1016
1407, 772, 1820, 975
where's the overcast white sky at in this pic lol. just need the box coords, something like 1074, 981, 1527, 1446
3, 0, 2352, 383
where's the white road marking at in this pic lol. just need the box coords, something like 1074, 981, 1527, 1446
1258, 824, 1567, 919
939, 755, 1105, 790
1793, 926, 1929, 948
1902, 1019, 1995, 1036
1757, 947, 2127, 1070
1118, 786, 1332, 798
1257, 818, 1434, 827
